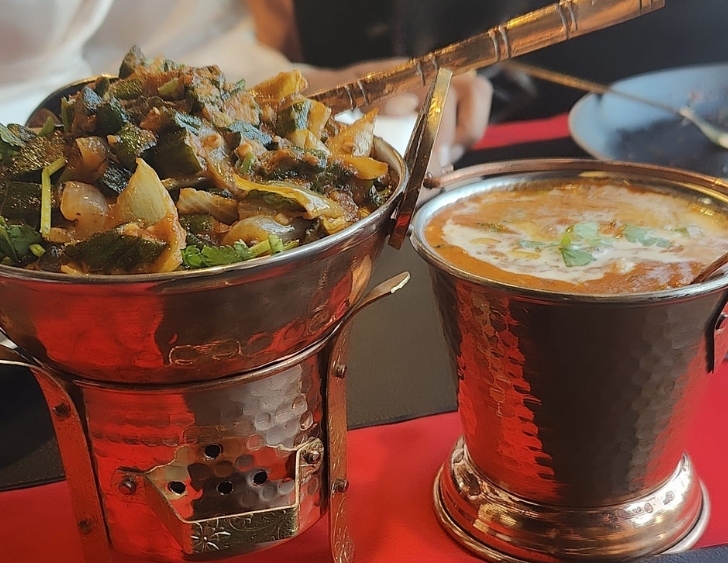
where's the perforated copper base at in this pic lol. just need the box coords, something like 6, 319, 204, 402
433, 438, 709, 562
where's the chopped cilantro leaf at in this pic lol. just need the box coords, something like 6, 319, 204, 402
623, 224, 671, 249
0, 217, 42, 264
560, 247, 595, 267
519, 240, 552, 250
675, 226, 702, 238
181, 238, 276, 269
571, 221, 599, 240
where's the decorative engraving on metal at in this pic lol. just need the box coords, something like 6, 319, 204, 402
136, 438, 324, 555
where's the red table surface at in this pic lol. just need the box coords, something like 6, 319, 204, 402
2, 360, 727, 563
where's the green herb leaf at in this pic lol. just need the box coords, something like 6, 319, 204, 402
180, 239, 271, 269
675, 225, 702, 238
181, 245, 243, 268
268, 234, 284, 254
560, 247, 595, 267
571, 221, 599, 240
0, 123, 25, 162
519, 240, 552, 250
0, 217, 42, 264
623, 224, 672, 249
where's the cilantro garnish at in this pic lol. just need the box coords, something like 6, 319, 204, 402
0, 123, 25, 162
560, 247, 596, 267
570, 221, 599, 240
181, 234, 294, 269
557, 223, 611, 267
519, 240, 553, 250
622, 224, 671, 248
674, 226, 702, 238
0, 216, 42, 265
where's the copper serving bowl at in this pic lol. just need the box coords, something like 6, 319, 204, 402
0, 138, 413, 385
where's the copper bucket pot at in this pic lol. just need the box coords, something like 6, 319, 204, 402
411, 159, 728, 562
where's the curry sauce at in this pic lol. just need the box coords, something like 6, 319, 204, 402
424, 181, 728, 294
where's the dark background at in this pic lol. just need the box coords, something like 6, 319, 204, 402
295, 0, 728, 119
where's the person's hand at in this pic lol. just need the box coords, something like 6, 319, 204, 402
302, 60, 493, 169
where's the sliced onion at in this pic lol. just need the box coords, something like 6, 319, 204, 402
60, 181, 110, 239
222, 216, 296, 246
177, 188, 239, 224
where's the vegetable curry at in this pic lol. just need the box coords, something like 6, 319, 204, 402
0, 47, 396, 274
424, 180, 728, 294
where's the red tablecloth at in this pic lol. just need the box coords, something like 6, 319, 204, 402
472, 113, 571, 150
2, 360, 727, 563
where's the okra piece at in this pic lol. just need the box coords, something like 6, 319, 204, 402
118, 45, 147, 79
8, 132, 66, 181
108, 123, 157, 168
97, 161, 133, 195
0, 181, 42, 229
153, 129, 205, 177
110, 79, 144, 100
96, 97, 130, 135
275, 99, 311, 137
225, 120, 273, 148
65, 230, 166, 274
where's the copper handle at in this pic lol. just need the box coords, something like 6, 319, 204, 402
0, 345, 113, 563
325, 271, 410, 563
309, 0, 665, 114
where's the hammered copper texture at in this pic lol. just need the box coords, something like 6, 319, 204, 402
81, 353, 325, 562
431, 270, 726, 507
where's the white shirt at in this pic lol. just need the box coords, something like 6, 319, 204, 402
0, 0, 297, 125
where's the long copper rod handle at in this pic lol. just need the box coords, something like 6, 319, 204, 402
310, 0, 665, 113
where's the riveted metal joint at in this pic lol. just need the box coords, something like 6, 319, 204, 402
333, 478, 349, 494
52, 402, 71, 420
77, 518, 94, 535
299, 438, 325, 476
118, 476, 138, 495
334, 364, 347, 379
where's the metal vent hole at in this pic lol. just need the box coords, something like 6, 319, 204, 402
217, 481, 234, 495
168, 481, 186, 494
252, 471, 268, 486
204, 444, 222, 459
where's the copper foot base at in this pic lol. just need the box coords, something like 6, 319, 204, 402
433, 437, 709, 562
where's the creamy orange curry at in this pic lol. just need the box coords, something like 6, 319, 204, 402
424, 181, 728, 294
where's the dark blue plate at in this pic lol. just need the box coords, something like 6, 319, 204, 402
569, 63, 728, 178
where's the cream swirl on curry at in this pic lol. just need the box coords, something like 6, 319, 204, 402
424, 181, 728, 294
